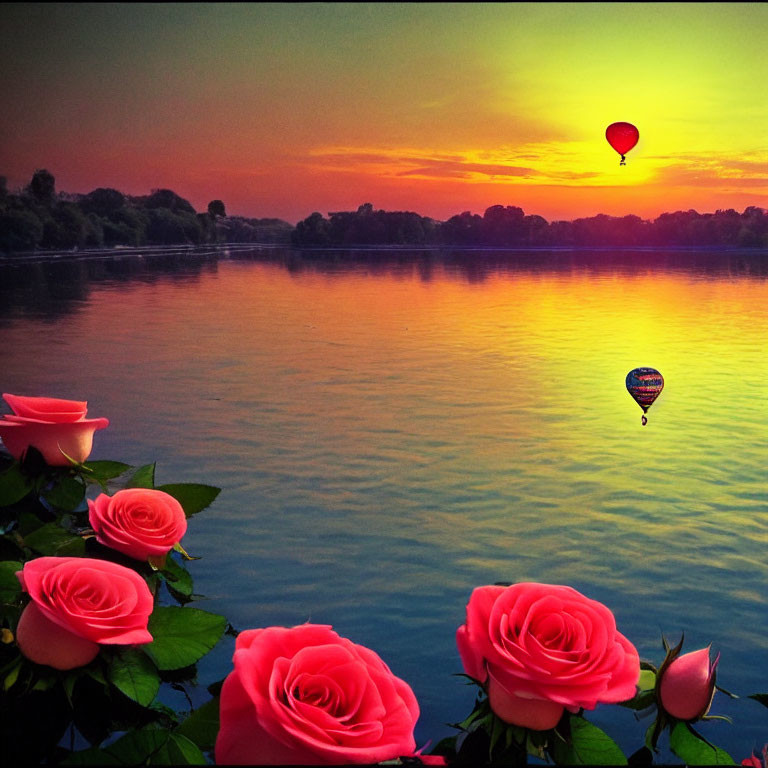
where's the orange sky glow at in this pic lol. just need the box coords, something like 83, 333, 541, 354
1, 3, 766, 224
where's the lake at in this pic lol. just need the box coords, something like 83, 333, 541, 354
1, 245, 767, 760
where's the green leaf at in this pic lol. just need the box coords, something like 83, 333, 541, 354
23, 522, 85, 556
644, 723, 655, 752
176, 696, 220, 752
150, 732, 207, 765
669, 722, 736, 765
62, 670, 81, 706
427, 736, 458, 760
42, 475, 86, 512
106, 646, 161, 707
63, 727, 168, 765
0, 560, 22, 603
620, 689, 657, 711
82, 460, 133, 483
144, 606, 226, 671
160, 556, 194, 597
0, 531, 25, 561
454, 703, 486, 731
173, 541, 201, 561
104, 728, 169, 764
551, 716, 627, 766
525, 729, 548, 761
61, 749, 122, 765
488, 714, 505, 757
156, 483, 221, 518
638, 668, 656, 691
31, 674, 56, 691
156, 733, 208, 764
0, 463, 33, 506
18, 511, 45, 536
3, 658, 22, 691
149, 701, 181, 727
84, 665, 107, 686
617, 667, 656, 712
125, 463, 156, 489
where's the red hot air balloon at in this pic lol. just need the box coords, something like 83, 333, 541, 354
606, 122, 639, 165
626, 367, 664, 426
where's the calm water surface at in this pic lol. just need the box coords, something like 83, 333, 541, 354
1, 247, 767, 758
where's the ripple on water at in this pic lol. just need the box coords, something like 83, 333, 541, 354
1, 252, 767, 759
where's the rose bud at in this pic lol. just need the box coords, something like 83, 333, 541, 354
0, 393, 108, 466
659, 646, 719, 721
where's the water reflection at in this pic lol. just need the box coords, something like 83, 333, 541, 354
1, 246, 767, 758
0, 249, 219, 322
227, 245, 768, 283
3, 245, 767, 326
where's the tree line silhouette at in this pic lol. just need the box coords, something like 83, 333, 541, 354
0, 170, 292, 253
294, 202, 768, 248
1, 169, 766, 254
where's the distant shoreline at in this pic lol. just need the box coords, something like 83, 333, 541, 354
3, 171, 767, 254
2, 242, 766, 264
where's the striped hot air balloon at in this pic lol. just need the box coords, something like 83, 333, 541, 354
626, 367, 664, 426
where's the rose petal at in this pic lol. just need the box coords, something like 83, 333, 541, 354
3, 393, 88, 422
88, 488, 187, 561
217, 669, 323, 765
0, 418, 109, 465
16, 601, 100, 670
487, 668, 564, 730
457, 582, 640, 715
216, 624, 418, 765
18, 557, 153, 645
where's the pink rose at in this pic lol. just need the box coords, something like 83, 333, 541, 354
659, 646, 719, 721
457, 583, 640, 730
88, 488, 187, 563
15, 556, 153, 670
0, 393, 108, 466
215, 624, 420, 765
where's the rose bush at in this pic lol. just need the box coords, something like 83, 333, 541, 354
456, 582, 640, 730
0, 393, 108, 466
88, 487, 188, 563
659, 646, 719, 721
15, 556, 154, 670
215, 623, 420, 765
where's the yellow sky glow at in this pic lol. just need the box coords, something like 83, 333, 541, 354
0, 2, 765, 221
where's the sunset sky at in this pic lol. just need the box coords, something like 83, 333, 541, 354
1, 2, 766, 224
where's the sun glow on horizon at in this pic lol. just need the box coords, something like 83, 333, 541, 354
0, 2, 765, 223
